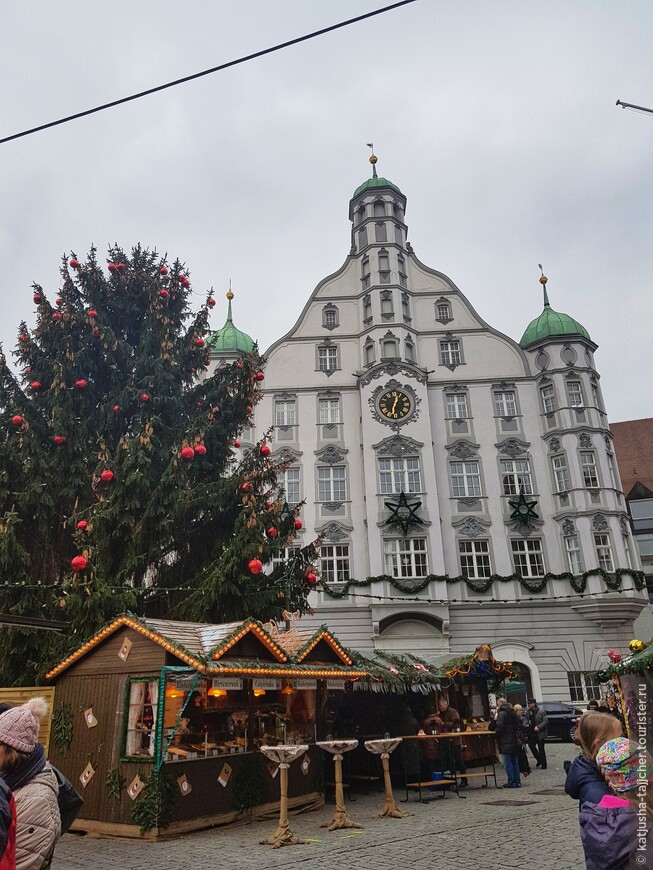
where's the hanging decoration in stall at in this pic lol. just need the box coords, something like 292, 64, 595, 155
79, 762, 95, 789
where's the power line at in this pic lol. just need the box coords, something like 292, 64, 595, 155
0, 0, 419, 146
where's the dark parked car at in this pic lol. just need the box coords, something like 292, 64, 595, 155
540, 701, 584, 742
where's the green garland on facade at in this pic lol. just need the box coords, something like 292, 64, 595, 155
233, 754, 267, 815
105, 768, 125, 802
321, 569, 646, 599
52, 703, 73, 757
131, 769, 177, 835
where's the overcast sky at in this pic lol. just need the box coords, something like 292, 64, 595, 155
1, 1, 651, 422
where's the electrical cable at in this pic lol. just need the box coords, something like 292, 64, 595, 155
0, 0, 418, 146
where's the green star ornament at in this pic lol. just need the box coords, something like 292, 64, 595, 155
383, 491, 425, 536
508, 491, 539, 526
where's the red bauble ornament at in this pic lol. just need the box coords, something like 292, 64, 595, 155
52, 312, 62, 320
180, 446, 195, 460
87, 309, 97, 318
69, 259, 79, 268
255, 372, 265, 382
30, 381, 42, 391
241, 481, 254, 493
248, 558, 263, 575
246, 406, 253, 414
260, 445, 271, 457
140, 393, 150, 402
53, 435, 67, 446
55, 298, 62, 306
108, 263, 117, 272
71, 555, 88, 572
112, 405, 120, 412
100, 469, 114, 482
11, 415, 23, 426
159, 266, 168, 275
180, 276, 190, 288
117, 263, 126, 271
294, 519, 303, 530
233, 440, 241, 448
195, 338, 205, 347
33, 294, 42, 304
266, 527, 278, 539
305, 572, 317, 586
76, 520, 88, 531
194, 444, 207, 456
18, 334, 28, 342
93, 328, 101, 338
75, 379, 88, 390
159, 289, 169, 299
208, 297, 216, 308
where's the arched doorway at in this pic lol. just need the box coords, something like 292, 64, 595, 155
490, 640, 543, 702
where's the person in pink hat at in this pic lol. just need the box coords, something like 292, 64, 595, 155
0, 698, 60, 870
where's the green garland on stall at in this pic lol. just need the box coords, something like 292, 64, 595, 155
131, 769, 177, 835
233, 754, 267, 815
321, 568, 646, 599
105, 768, 125, 802
52, 703, 73, 758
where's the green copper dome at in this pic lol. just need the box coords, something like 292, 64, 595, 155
353, 154, 402, 198
520, 283, 590, 348
208, 294, 255, 354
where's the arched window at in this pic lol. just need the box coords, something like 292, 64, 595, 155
364, 339, 375, 366
436, 300, 451, 322
322, 304, 338, 330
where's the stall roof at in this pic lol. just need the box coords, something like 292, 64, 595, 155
45, 613, 365, 681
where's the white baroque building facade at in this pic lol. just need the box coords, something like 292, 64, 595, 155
210, 159, 646, 704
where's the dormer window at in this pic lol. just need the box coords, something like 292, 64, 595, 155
322, 304, 339, 330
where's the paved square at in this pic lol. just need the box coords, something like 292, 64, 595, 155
53, 744, 584, 869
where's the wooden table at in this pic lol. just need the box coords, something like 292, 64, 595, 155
398, 731, 498, 801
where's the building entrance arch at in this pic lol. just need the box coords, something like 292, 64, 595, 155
490, 640, 543, 703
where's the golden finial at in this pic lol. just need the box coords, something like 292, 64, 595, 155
226, 278, 234, 301
366, 142, 377, 165
538, 263, 548, 285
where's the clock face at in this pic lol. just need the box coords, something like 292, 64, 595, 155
378, 389, 412, 421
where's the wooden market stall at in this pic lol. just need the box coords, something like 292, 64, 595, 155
45, 613, 366, 838
599, 640, 653, 746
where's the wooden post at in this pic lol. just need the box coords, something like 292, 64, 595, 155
259, 763, 306, 848
379, 752, 408, 818
322, 753, 361, 831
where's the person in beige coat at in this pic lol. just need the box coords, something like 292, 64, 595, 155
0, 698, 61, 870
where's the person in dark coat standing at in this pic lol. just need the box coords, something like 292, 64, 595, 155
491, 698, 521, 788
513, 704, 531, 777
527, 698, 548, 769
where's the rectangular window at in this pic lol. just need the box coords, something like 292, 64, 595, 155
552, 455, 570, 492
124, 679, 159, 758
511, 539, 545, 577
541, 385, 556, 413
591, 383, 602, 410
567, 671, 602, 703
401, 294, 410, 319
436, 302, 450, 321
594, 533, 614, 571
275, 400, 296, 427
320, 545, 350, 584
459, 540, 492, 579
494, 391, 516, 417
279, 467, 300, 504
564, 535, 584, 574
318, 465, 347, 502
272, 546, 300, 570
381, 296, 394, 316
445, 392, 468, 419
567, 381, 583, 408
318, 346, 338, 372
323, 309, 337, 327
384, 538, 428, 579
450, 461, 482, 497
378, 456, 421, 494
362, 295, 371, 317
580, 451, 599, 488
608, 453, 619, 490
623, 534, 633, 569
318, 398, 340, 424
440, 340, 461, 366
501, 459, 533, 495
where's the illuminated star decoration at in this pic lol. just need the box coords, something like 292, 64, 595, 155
508, 491, 539, 526
383, 491, 425, 536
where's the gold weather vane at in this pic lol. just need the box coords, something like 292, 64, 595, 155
366, 142, 378, 175
227, 278, 233, 301
538, 264, 550, 306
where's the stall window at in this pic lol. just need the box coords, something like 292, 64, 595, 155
124, 677, 159, 758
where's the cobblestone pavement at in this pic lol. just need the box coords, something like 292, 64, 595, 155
54, 744, 584, 870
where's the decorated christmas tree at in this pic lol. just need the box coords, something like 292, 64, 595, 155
0, 246, 318, 685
